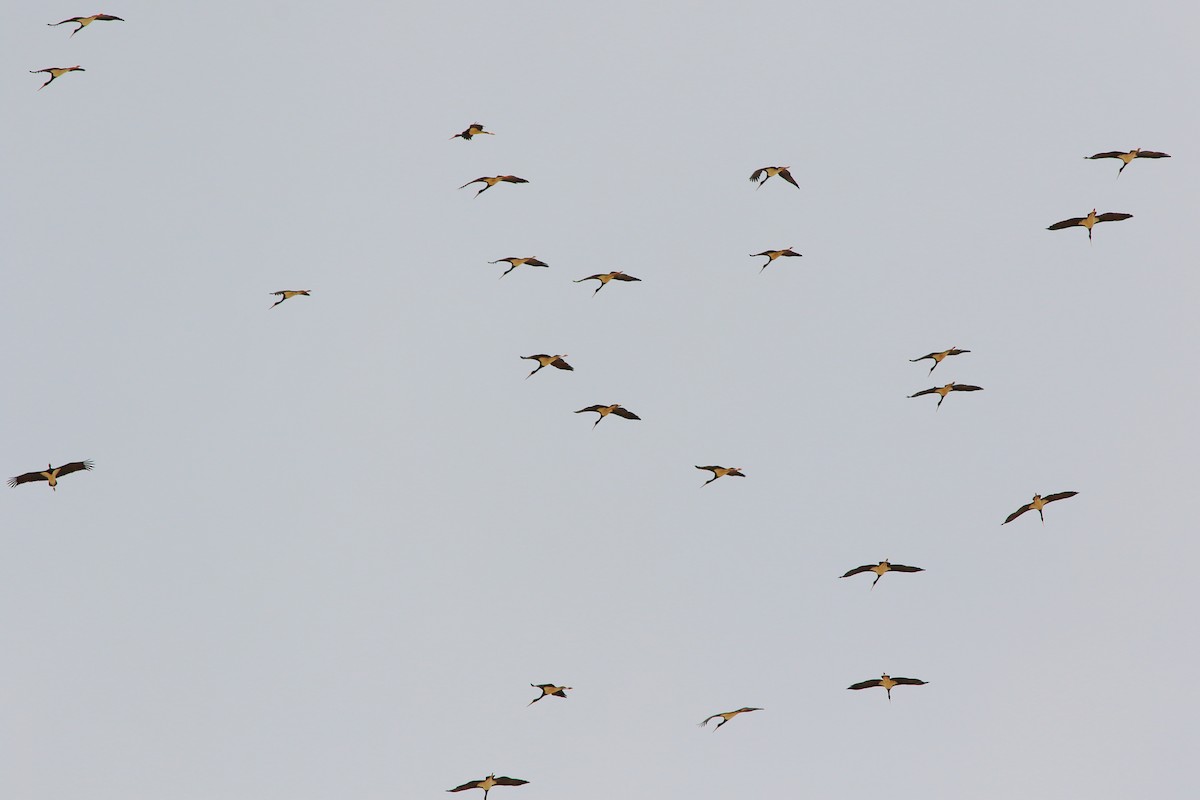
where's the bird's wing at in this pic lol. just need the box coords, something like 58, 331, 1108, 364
779, 168, 800, 188
1047, 217, 1086, 230
840, 565, 874, 578
908, 387, 937, 398
55, 460, 94, 477
447, 781, 481, 792
749, 250, 773, 257
7, 471, 50, 487
782, 249, 802, 256
1086, 151, 1125, 159
695, 466, 722, 473
574, 274, 603, 282
611, 407, 641, 420
1136, 151, 1170, 159
1003, 503, 1033, 524
699, 714, 721, 726
524, 258, 549, 267
891, 677, 927, 686
909, 352, 936, 361
1096, 212, 1133, 223
551, 689, 567, 697
951, 384, 983, 392
458, 178, 487, 188
847, 679, 883, 690
492, 778, 529, 787
48, 18, 81, 26
1042, 491, 1078, 504
551, 358, 573, 370
749, 168, 766, 182
576, 405, 605, 413
612, 273, 640, 281
501, 176, 529, 183
96, 14, 124, 21
887, 564, 924, 573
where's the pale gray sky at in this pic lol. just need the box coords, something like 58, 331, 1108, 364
3, 1, 1198, 798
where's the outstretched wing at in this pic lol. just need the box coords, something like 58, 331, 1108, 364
908, 387, 938, 398
611, 407, 641, 420
1047, 217, 1085, 230
1086, 151, 1125, 160
55, 460, 94, 477
1136, 151, 1170, 159
611, 273, 640, 281
95, 15, 124, 21
847, 679, 883, 691
574, 274, 603, 282
448, 780, 482, 792
695, 465, 722, 473
7, 470, 50, 488
576, 405, 605, 414
951, 384, 983, 392
500, 176, 529, 183
48, 18, 82, 26
778, 168, 800, 188
887, 564, 924, 573
1096, 212, 1132, 223
698, 713, 721, 727
458, 177, 487, 189
1042, 491, 1078, 504
523, 258, 549, 267
890, 677, 927, 686
910, 352, 937, 362
1003, 503, 1033, 524
491, 778, 529, 787
749, 168, 765, 183
551, 358, 573, 370
840, 564, 874, 578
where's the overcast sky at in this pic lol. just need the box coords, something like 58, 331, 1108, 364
3, 2, 1198, 798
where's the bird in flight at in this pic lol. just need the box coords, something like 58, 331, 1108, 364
47, 14, 123, 37
749, 166, 799, 189
847, 674, 927, 701
528, 684, 571, 706
573, 271, 641, 296
269, 290, 311, 308
459, 175, 528, 197
447, 775, 528, 800
1047, 209, 1132, 241
1085, 148, 1170, 177
840, 559, 924, 589
451, 123, 494, 141
30, 66, 85, 90
521, 354, 573, 379
750, 248, 802, 272
908, 382, 983, 409
696, 465, 745, 486
575, 404, 641, 428
1002, 491, 1078, 525
490, 257, 549, 278
909, 347, 970, 375
8, 461, 93, 490
699, 707, 763, 730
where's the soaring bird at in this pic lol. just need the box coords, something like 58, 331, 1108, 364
909, 347, 969, 375
8, 461, 93, 490
696, 465, 745, 486
447, 775, 528, 800
847, 674, 927, 701
1086, 148, 1170, 177
1002, 491, 1078, 525
528, 684, 571, 706
575, 404, 641, 428
521, 354, 572, 379
908, 382, 983, 409
840, 560, 924, 588
459, 175, 528, 197
1047, 209, 1132, 241
269, 290, 310, 308
47, 14, 123, 37
699, 707, 763, 730
30, 66, 84, 90
750, 248, 802, 272
573, 271, 641, 296
749, 166, 799, 189
451, 123, 494, 141
490, 257, 549, 278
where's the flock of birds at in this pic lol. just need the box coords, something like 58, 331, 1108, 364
16, 11, 1177, 798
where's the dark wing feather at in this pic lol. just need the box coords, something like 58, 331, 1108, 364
749, 168, 765, 182
611, 273, 640, 281
576, 405, 605, 413
1136, 151, 1169, 159
1042, 491, 1078, 504
749, 250, 773, 257
55, 460, 94, 477
574, 274, 603, 282
890, 677, 927, 686
524, 258, 549, 267
501, 176, 529, 183
1096, 212, 1132, 223
96, 15, 124, 21
1003, 503, 1033, 524
459, 178, 487, 189
847, 679, 883, 691
611, 407, 641, 420
887, 564, 924, 573
7, 471, 50, 487
1086, 151, 1125, 159
1048, 217, 1086, 230
908, 387, 937, 398
552, 689, 567, 697
840, 564, 874, 578
695, 466, 721, 472
910, 352, 936, 361
551, 358, 573, 370
779, 168, 800, 188
491, 778, 528, 787
951, 384, 983, 392
448, 780, 482, 792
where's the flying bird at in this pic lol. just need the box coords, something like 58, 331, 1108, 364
47, 14, 123, 37
1086, 148, 1170, 177
909, 347, 970, 375
699, 707, 763, 730
490, 257, 549, 278
269, 290, 310, 308
840, 560, 924, 588
1047, 209, 1132, 241
447, 775, 528, 800
459, 175, 528, 197
8, 461, 93, 490
750, 248, 802, 272
30, 66, 84, 90
847, 674, 927, 701
573, 271, 641, 296
696, 465, 745, 486
528, 684, 571, 706
521, 354, 572, 379
908, 382, 983, 409
575, 404, 641, 428
451, 123, 494, 141
749, 166, 799, 189
1002, 491, 1078, 525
